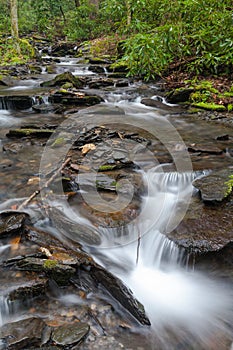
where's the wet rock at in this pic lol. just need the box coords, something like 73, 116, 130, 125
41, 72, 84, 89
89, 58, 112, 65
76, 173, 117, 192
141, 98, 186, 113
88, 79, 115, 89
165, 88, 194, 103
188, 143, 223, 155
215, 134, 229, 141
90, 266, 151, 326
168, 195, 233, 253
79, 335, 125, 350
16, 257, 76, 286
32, 103, 63, 113
193, 168, 233, 202
51, 322, 90, 347
2, 142, 23, 153
0, 96, 34, 110
0, 317, 46, 349
48, 91, 103, 106
6, 128, 54, 138
8, 278, 49, 302
0, 211, 29, 238
51, 42, 78, 56
88, 65, 106, 74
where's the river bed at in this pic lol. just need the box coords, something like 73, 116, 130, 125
0, 57, 232, 350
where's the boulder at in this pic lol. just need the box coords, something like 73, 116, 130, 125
41, 72, 84, 89
193, 168, 233, 202
165, 88, 194, 103
168, 194, 233, 253
0, 211, 30, 238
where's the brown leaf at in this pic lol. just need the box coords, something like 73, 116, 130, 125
81, 143, 96, 155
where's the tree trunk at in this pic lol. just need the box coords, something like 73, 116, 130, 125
10, 0, 20, 54
125, 0, 132, 26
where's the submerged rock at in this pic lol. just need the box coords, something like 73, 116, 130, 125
0, 317, 46, 349
51, 322, 90, 347
0, 211, 29, 238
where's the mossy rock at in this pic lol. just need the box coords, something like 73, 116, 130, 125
41, 72, 84, 89
6, 128, 54, 138
192, 102, 226, 111
166, 88, 194, 103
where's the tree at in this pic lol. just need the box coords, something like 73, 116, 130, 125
10, 0, 20, 54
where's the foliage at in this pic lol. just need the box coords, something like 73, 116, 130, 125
0, 37, 35, 64
224, 175, 233, 197
0, 0, 233, 79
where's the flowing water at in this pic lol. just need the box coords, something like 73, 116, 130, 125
0, 57, 233, 349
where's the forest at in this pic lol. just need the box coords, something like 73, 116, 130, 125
0, 0, 233, 80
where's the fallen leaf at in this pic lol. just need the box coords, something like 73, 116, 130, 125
10, 236, 20, 250
81, 143, 96, 155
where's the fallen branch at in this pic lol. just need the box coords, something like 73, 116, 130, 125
18, 157, 71, 210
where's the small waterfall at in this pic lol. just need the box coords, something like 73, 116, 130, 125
0, 96, 33, 110
90, 169, 233, 348
0, 295, 11, 326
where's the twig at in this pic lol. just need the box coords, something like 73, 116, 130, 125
136, 222, 141, 265
18, 157, 71, 210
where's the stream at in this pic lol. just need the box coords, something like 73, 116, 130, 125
0, 56, 233, 350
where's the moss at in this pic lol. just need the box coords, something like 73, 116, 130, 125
194, 80, 218, 94
227, 104, 233, 112
51, 137, 66, 147
192, 102, 226, 111
99, 164, 116, 171
224, 175, 233, 197
43, 259, 58, 269
224, 92, 233, 98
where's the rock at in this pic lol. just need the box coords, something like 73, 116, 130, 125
79, 335, 125, 350
0, 96, 34, 110
215, 134, 229, 141
76, 173, 117, 192
48, 91, 103, 106
166, 88, 194, 103
2, 142, 23, 153
88, 78, 115, 89
90, 266, 151, 325
168, 194, 233, 253
51, 42, 78, 56
51, 322, 90, 347
7, 278, 49, 302
188, 143, 223, 155
0, 317, 46, 349
141, 98, 185, 112
0, 211, 29, 238
41, 72, 84, 89
32, 103, 63, 113
88, 65, 106, 74
16, 257, 76, 286
6, 128, 54, 138
193, 168, 233, 202
89, 58, 111, 65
